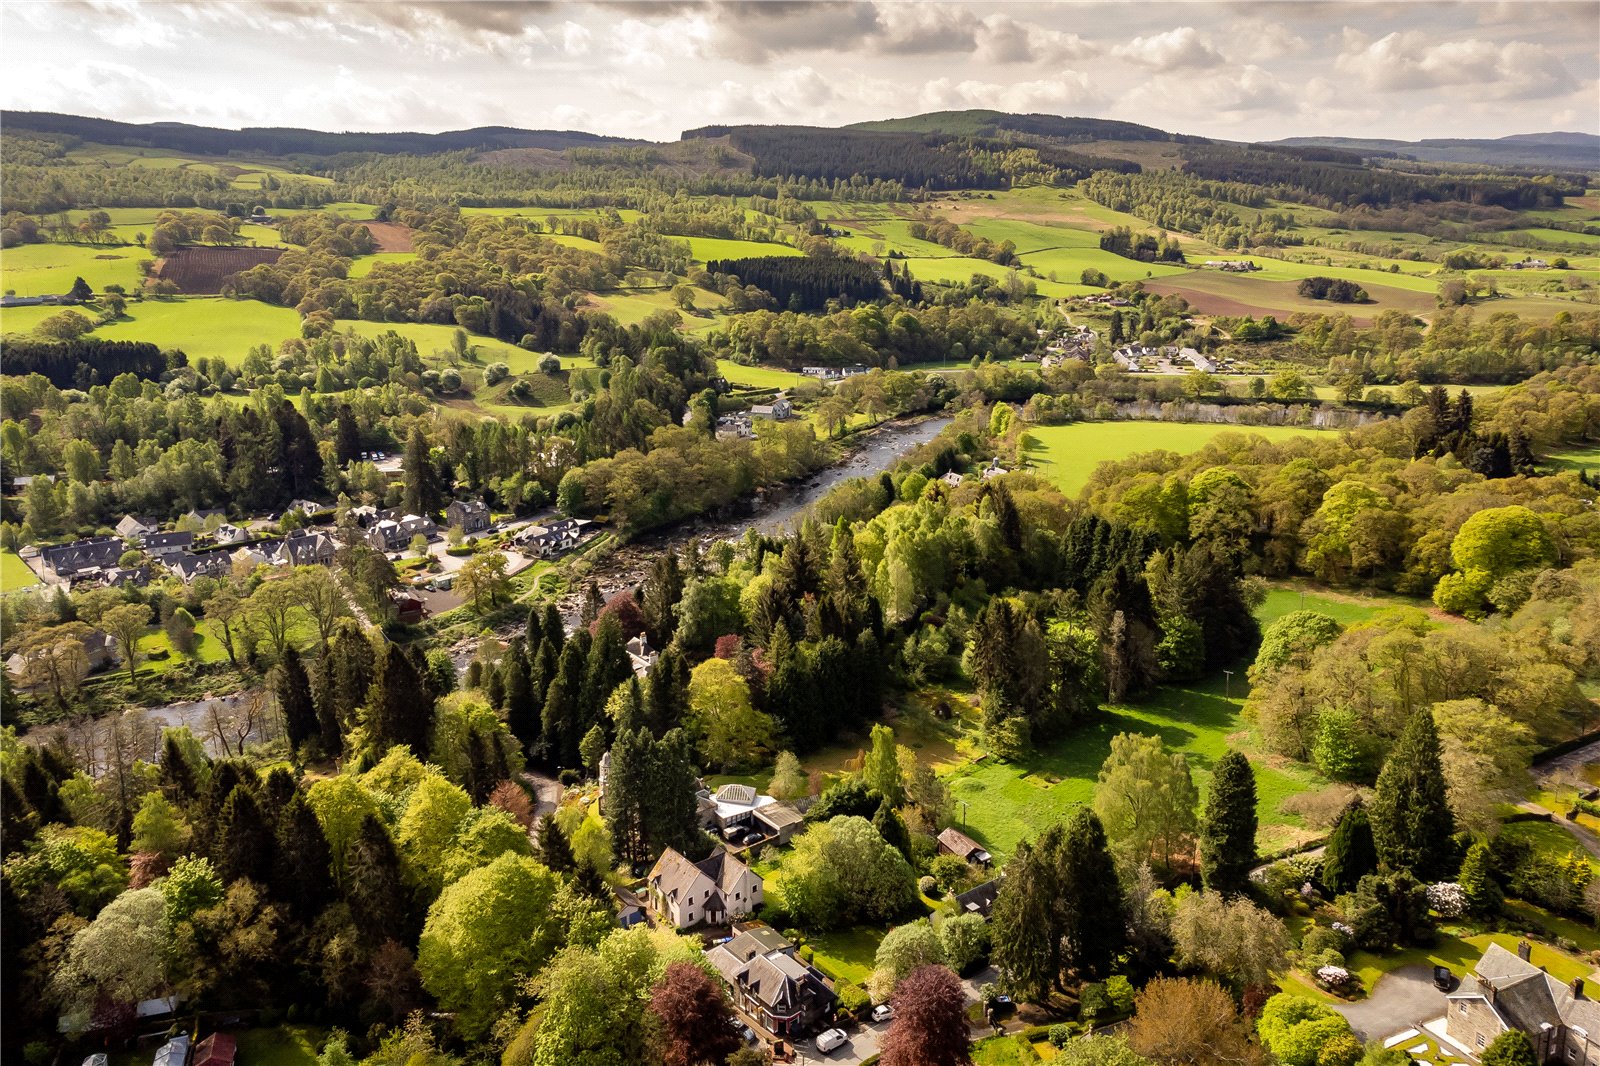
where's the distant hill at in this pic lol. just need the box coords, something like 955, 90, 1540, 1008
1271, 133, 1600, 170
0, 112, 644, 158
844, 109, 1196, 143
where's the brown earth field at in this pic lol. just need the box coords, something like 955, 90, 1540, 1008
156, 246, 284, 294
363, 222, 415, 253
1145, 272, 1437, 324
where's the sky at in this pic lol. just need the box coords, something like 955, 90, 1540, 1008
1, 1, 1597, 144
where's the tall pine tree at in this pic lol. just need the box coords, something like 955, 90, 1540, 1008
1199, 749, 1257, 894
367, 643, 435, 756
273, 648, 319, 755
345, 813, 412, 942
274, 793, 334, 920
1320, 800, 1378, 895
1370, 707, 1457, 881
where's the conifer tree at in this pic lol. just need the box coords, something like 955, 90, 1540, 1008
646, 646, 690, 737
536, 812, 576, 874
1458, 841, 1502, 917
1321, 800, 1378, 895
582, 613, 632, 728
502, 638, 538, 751
609, 678, 647, 736
272, 647, 319, 754
368, 643, 435, 756
345, 813, 412, 942
530, 636, 558, 706
400, 426, 444, 516
641, 552, 684, 649
274, 793, 334, 920
646, 729, 704, 859
542, 639, 587, 768
525, 605, 545, 652
873, 798, 912, 860
542, 603, 565, 654
604, 727, 653, 866
1370, 708, 1456, 880
1057, 806, 1126, 981
1199, 749, 1257, 894
216, 787, 273, 886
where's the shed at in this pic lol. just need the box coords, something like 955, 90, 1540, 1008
193, 1033, 237, 1066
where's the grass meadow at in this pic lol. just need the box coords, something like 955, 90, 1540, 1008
1023, 421, 1331, 496
2, 242, 154, 296
0, 550, 40, 591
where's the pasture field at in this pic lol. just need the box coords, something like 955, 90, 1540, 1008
347, 252, 420, 277
1544, 442, 1600, 475
544, 233, 605, 254
83, 297, 302, 362
1024, 421, 1330, 496
1146, 270, 1437, 322
1506, 226, 1600, 248
1257, 584, 1425, 627
583, 287, 727, 330
899, 255, 1087, 298
1, 242, 154, 295
715, 359, 808, 389
459, 205, 644, 225
0, 550, 40, 591
684, 236, 803, 262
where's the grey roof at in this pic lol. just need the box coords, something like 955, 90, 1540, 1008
143, 531, 195, 551
754, 802, 804, 830
955, 877, 1002, 916
715, 783, 759, 807
1452, 942, 1600, 1038
40, 536, 124, 575
152, 1035, 190, 1066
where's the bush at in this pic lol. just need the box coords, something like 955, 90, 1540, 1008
836, 981, 870, 1016
484, 362, 510, 386
1426, 882, 1467, 918
557, 769, 580, 787
1301, 925, 1348, 956
1048, 1024, 1073, 1047
1079, 982, 1111, 1022
919, 875, 939, 897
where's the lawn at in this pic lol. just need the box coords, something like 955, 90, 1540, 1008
1256, 584, 1425, 628
10, 296, 307, 363
1023, 421, 1330, 496
806, 926, 884, 985
716, 359, 808, 389
1, 241, 155, 296
347, 251, 419, 277
0, 550, 40, 591
135, 625, 233, 673
585, 288, 728, 330
107, 1025, 325, 1066
945, 673, 1325, 862
1543, 442, 1600, 476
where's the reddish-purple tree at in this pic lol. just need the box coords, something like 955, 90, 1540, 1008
649, 960, 743, 1066
881, 964, 972, 1066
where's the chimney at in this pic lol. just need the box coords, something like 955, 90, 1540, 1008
1485, 981, 1498, 1004
1572, 977, 1586, 1000
1517, 939, 1533, 962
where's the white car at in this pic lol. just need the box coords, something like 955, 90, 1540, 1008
871, 1004, 894, 1022
815, 1028, 848, 1054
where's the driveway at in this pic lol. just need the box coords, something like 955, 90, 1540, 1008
1331, 965, 1447, 1042
779, 966, 998, 1064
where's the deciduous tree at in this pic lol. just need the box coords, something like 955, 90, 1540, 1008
880, 964, 971, 1066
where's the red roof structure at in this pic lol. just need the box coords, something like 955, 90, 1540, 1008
193, 1033, 237, 1066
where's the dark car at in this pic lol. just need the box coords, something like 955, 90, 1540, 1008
1433, 966, 1456, 992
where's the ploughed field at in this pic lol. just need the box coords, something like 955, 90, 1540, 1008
156, 246, 285, 294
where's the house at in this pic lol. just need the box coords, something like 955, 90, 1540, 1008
716, 413, 755, 440
704, 783, 779, 833
7, 629, 119, 689
103, 565, 151, 588
367, 512, 438, 552
287, 498, 327, 517
940, 472, 965, 488
981, 459, 1008, 481
1446, 941, 1600, 1062
750, 397, 794, 421
182, 508, 226, 526
168, 551, 231, 583
937, 827, 993, 866
706, 924, 836, 1038
115, 515, 157, 541
151, 1035, 190, 1066
192, 1033, 238, 1066
39, 536, 125, 580
954, 877, 1002, 918
230, 541, 277, 569
446, 498, 492, 534
1510, 258, 1550, 270
274, 529, 337, 567
646, 846, 764, 930
626, 632, 658, 677
390, 592, 428, 625
142, 531, 196, 559
212, 523, 249, 545
516, 517, 590, 559
615, 885, 648, 928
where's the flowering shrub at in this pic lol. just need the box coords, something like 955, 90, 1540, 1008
1427, 882, 1467, 918
1315, 965, 1358, 995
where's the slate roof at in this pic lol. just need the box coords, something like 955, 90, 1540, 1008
954, 877, 1003, 917
1449, 942, 1600, 1038
939, 827, 993, 863
40, 536, 125, 576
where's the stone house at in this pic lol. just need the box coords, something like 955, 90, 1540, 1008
1446, 941, 1599, 1063
446, 498, 492, 534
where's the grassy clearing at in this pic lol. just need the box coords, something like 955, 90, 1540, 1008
135, 625, 233, 673
1023, 421, 1330, 497
347, 251, 419, 277
584, 288, 727, 330
805, 926, 883, 985
716, 359, 807, 389
1257, 584, 1425, 627
684, 236, 803, 262
946, 673, 1325, 862
0, 550, 40, 591
1, 242, 155, 295
67, 297, 301, 363
1543, 442, 1600, 475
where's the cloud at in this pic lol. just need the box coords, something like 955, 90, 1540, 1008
1336, 30, 1579, 99
916, 74, 1103, 116
977, 14, 1097, 64
1113, 27, 1225, 71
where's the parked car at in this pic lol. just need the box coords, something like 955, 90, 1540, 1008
726, 1019, 756, 1044
724, 826, 748, 845
871, 1004, 894, 1022
1433, 966, 1456, 991
815, 1029, 848, 1055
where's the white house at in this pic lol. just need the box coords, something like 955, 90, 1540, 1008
646, 847, 764, 930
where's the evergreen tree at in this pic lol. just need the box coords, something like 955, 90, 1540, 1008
542, 639, 587, 768
20, 755, 68, 826
1458, 841, 1502, 917
525, 605, 545, 652
1321, 801, 1378, 895
400, 426, 444, 516
259, 765, 297, 820
641, 552, 684, 649
325, 619, 376, 733
1480, 1030, 1538, 1066
274, 794, 334, 920
367, 643, 435, 756
345, 813, 412, 942
991, 837, 1060, 1001
1057, 807, 1126, 981
2, 777, 37, 857
610, 678, 647, 736
502, 639, 538, 751
646, 646, 690, 737
872, 798, 911, 860
582, 613, 633, 727
646, 729, 704, 859
542, 603, 565, 655
530, 635, 559, 706
216, 787, 274, 886
1199, 749, 1257, 894
604, 727, 652, 865
1370, 708, 1457, 880
272, 648, 319, 754
536, 813, 576, 874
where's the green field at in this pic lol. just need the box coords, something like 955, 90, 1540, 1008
347, 251, 418, 277
716, 359, 808, 389
2, 242, 154, 296
1257, 584, 1424, 627
1544, 442, 1600, 475
1024, 421, 1330, 496
584, 288, 727, 330
683, 236, 803, 262
946, 673, 1324, 862
0, 550, 40, 591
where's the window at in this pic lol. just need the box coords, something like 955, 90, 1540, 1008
1458, 1003, 1468, 1015
1476, 1036, 1485, 1048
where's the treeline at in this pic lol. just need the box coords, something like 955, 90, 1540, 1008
0, 338, 179, 389
685, 126, 1006, 190
1295, 277, 1367, 303
710, 300, 1045, 368
1183, 144, 1577, 210
705, 255, 886, 312
907, 217, 1017, 264
1099, 226, 1186, 263
1080, 170, 1302, 250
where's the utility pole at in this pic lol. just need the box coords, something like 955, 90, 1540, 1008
1223, 669, 1235, 700
959, 799, 969, 828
